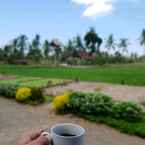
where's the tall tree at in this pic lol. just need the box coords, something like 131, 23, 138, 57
66, 39, 74, 53
51, 39, 62, 64
43, 40, 50, 59
3, 45, 12, 62
10, 38, 20, 59
118, 38, 129, 54
75, 35, 84, 50
84, 27, 103, 54
140, 29, 145, 49
28, 34, 42, 62
17, 34, 28, 58
105, 34, 116, 51
32, 34, 41, 50
0, 48, 4, 61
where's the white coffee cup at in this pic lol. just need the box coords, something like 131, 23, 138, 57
42, 123, 85, 145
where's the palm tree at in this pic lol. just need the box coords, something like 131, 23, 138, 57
3, 45, 12, 62
43, 40, 50, 59
118, 38, 129, 54
17, 34, 28, 58
11, 38, 20, 59
30, 34, 42, 62
32, 34, 41, 50
0, 48, 4, 61
105, 34, 116, 51
75, 35, 84, 50
66, 39, 74, 53
140, 29, 145, 49
84, 27, 103, 54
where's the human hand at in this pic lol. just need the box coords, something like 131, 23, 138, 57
16, 129, 51, 145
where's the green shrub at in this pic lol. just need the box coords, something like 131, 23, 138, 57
69, 92, 113, 116
0, 84, 19, 98
28, 87, 45, 104
55, 91, 145, 138
111, 101, 144, 122
68, 92, 144, 122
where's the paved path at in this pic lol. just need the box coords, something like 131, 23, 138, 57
44, 82, 145, 102
0, 97, 145, 145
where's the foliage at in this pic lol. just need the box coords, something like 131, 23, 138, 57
28, 87, 44, 104
105, 34, 116, 51
84, 27, 103, 54
54, 91, 145, 137
111, 101, 144, 122
140, 29, 145, 47
44, 95, 53, 103
68, 92, 145, 122
1, 27, 144, 65
0, 77, 68, 88
53, 92, 71, 110
0, 82, 47, 105
75, 113, 145, 138
16, 87, 31, 102
69, 92, 113, 116
0, 84, 19, 98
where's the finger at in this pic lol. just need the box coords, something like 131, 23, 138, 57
29, 129, 44, 140
30, 135, 50, 145
17, 129, 43, 145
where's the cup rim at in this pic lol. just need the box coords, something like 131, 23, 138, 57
51, 123, 85, 139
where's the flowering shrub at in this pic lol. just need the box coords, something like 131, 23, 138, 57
68, 92, 145, 122
16, 87, 31, 102
53, 92, 71, 110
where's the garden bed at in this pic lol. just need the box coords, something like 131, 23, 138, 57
53, 91, 145, 138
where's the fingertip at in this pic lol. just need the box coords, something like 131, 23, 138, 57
36, 135, 50, 145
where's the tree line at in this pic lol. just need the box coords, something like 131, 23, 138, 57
0, 27, 145, 65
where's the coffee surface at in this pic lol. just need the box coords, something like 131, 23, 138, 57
59, 133, 76, 137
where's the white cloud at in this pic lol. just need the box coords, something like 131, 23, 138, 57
72, 0, 116, 18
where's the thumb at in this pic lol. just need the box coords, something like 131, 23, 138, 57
30, 135, 50, 145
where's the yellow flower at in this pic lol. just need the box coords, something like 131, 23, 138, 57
53, 92, 71, 110
16, 87, 31, 102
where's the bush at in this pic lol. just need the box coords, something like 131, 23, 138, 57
68, 92, 144, 122
111, 101, 144, 122
69, 92, 113, 116
29, 87, 44, 104
53, 92, 71, 110
0, 84, 19, 98
16, 87, 31, 102
54, 91, 145, 138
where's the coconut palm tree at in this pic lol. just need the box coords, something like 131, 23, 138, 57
140, 29, 145, 49
17, 34, 28, 58
75, 35, 84, 50
105, 34, 116, 51
29, 34, 42, 62
43, 40, 51, 59
118, 38, 129, 54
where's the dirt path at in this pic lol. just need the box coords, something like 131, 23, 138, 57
44, 82, 145, 102
0, 74, 15, 80
0, 97, 145, 145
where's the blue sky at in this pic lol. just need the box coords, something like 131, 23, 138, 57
0, 0, 145, 54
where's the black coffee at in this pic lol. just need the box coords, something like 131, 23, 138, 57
59, 133, 76, 137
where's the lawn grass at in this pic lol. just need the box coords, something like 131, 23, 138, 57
1, 64, 145, 86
